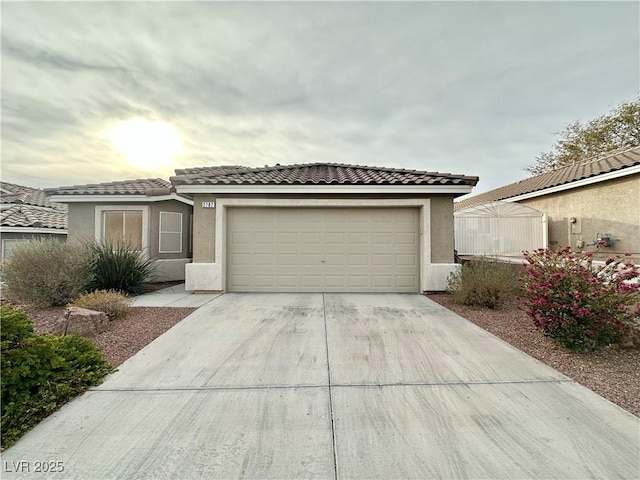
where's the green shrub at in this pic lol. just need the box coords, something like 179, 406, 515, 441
70, 290, 131, 321
0, 305, 33, 345
0, 239, 93, 306
521, 248, 640, 352
88, 241, 156, 295
446, 257, 521, 309
1, 304, 112, 449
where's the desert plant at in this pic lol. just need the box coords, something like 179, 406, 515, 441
446, 257, 521, 309
88, 241, 155, 295
520, 247, 640, 352
1, 304, 112, 449
70, 290, 131, 321
0, 238, 93, 306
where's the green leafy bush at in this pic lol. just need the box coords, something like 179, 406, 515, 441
0, 239, 93, 306
446, 257, 521, 309
88, 241, 155, 295
70, 290, 131, 321
520, 248, 640, 352
1, 304, 112, 449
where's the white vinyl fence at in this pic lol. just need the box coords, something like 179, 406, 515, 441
455, 201, 548, 256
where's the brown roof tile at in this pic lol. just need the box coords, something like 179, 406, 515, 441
45, 178, 174, 196
171, 163, 479, 187
455, 146, 640, 210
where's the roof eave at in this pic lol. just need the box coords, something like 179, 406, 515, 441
174, 184, 475, 195
0, 226, 68, 234
503, 164, 640, 202
48, 193, 194, 206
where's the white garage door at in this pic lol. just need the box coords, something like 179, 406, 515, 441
227, 207, 420, 292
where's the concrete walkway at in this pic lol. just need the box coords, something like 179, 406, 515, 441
130, 283, 220, 307
2, 294, 638, 479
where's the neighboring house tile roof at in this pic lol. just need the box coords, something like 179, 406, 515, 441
0, 181, 65, 209
171, 163, 479, 186
0, 205, 68, 230
45, 178, 174, 196
455, 146, 640, 210
0, 182, 68, 230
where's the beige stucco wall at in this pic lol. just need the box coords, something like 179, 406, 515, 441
193, 194, 217, 263
429, 196, 455, 263
67, 203, 95, 243
191, 193, 459, 265
520, 174, 640, 257
66, 201, 193, 259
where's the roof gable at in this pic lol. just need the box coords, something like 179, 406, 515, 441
456, 146, 640, 210
171, 163, 478, 187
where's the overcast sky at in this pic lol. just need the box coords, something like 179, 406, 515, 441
2, 1, 638, 198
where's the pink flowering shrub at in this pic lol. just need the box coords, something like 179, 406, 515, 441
520, 247, 640, 352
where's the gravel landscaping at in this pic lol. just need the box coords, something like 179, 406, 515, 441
25, 306, 196, 367
428, 294, 640, 418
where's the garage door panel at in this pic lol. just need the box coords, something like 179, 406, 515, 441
277, 232, 297, 244
372, 276, 393, 288
396, 232, 417, 244
396, 254, 417, 266
227, 207, 419, 292
278, 254, 298, 265
397, 275, 418, 288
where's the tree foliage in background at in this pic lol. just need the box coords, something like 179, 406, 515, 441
526, 98, 640, 175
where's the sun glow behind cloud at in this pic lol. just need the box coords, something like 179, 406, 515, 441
106, 118, 183, 170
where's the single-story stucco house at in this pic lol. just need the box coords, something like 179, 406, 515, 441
47, 163, 478, 292
45, 178, 193, 281
170, 163, 478, 292
455, 146, 640, 259
0, 182, 68, 258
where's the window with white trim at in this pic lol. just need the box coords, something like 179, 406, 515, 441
159, 211, 182, 253
95, 206, 149, 252
2, 239, 24, 259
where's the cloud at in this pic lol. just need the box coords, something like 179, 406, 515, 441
1, 1, 638, 191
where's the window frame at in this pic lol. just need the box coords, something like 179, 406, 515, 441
159, 211, 183, 254
95, 205, 149, 255
2, 239, 24, 259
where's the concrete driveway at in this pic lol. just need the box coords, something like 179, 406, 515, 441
2, 294, 639, 479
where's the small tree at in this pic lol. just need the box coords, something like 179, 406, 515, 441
520, 247, 640, 351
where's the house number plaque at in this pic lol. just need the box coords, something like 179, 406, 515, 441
201, 201, 215, 208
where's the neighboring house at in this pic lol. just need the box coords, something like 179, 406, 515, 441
0, 182, 68, 258
170, 163, 478, 292
45, 178, 194, 281
455, 146, 640, 259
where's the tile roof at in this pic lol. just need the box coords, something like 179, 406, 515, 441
1, 182, 65, 210
45, 178, 174, 196
1, 183, 68, 230
0, 205, 68, 230
171, 163, 479, 186
455, 146, 640, 210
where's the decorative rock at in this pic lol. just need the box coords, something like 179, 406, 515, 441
65, 307, 109, 338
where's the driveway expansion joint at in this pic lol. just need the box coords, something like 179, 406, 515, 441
322, 293, 339, 479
